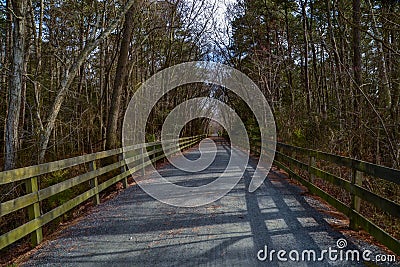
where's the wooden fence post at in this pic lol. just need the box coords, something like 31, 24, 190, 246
25, 177, 43, 246
119, 153, 128, 189
89, 160, 100, 205
308, 155, 316, 183
157, 143, 162, 159
150, 144, 154, 160
349, 169, 363, 230
291, 150, 296, 170
277, 146, 284, 173
140, 147, 146, 176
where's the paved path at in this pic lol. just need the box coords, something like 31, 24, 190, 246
22, 139, 395, 266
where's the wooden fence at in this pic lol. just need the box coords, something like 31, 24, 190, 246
0, 135, 204, 250
266, 142, 400, 255
1, 136, 399, 256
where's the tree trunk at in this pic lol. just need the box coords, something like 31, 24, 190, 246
4, 0, 27, 170
300, 0, 311, 113
351, 0, 362, 159
105, 6, 135, 150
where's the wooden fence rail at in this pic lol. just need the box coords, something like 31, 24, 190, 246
2, 136, 399, 256
255, 141, 400, 256
0, 135, 204, 250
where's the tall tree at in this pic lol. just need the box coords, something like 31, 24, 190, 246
351, 0, 362, 159
106, 6, 136, 150
4, 0, 27, 170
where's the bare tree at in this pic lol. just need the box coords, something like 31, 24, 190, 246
351, 0, 362, 159
38, 0, 137, 162
106, 6, 136, 150
4, 0, 27, 170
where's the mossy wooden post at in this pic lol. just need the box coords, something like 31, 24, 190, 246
25, 177, 43, 246
291, 150, 296, 170
349, 169, 363, 230
150, 144, 154, 161
277, 146, 284, 173
139, 147, 145, 176
118, 153, 128, 188
89, 160, 100, 205
157, 143, 162, 160
308, 155, 316, 183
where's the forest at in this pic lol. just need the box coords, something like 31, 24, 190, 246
0, 0, 399, 261
1, 0, 399, 169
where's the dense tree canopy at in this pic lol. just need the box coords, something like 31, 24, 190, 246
226, 0, 400, 167
1, 0, 399, 184
1, 0, 216, 168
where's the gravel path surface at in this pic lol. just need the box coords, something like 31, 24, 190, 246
22, 139, 398, 266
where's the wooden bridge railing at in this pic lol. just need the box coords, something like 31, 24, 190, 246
0, 135, 204, 250
258, 141, 400, 255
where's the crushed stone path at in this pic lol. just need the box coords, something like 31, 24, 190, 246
22, 138, 397, 266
